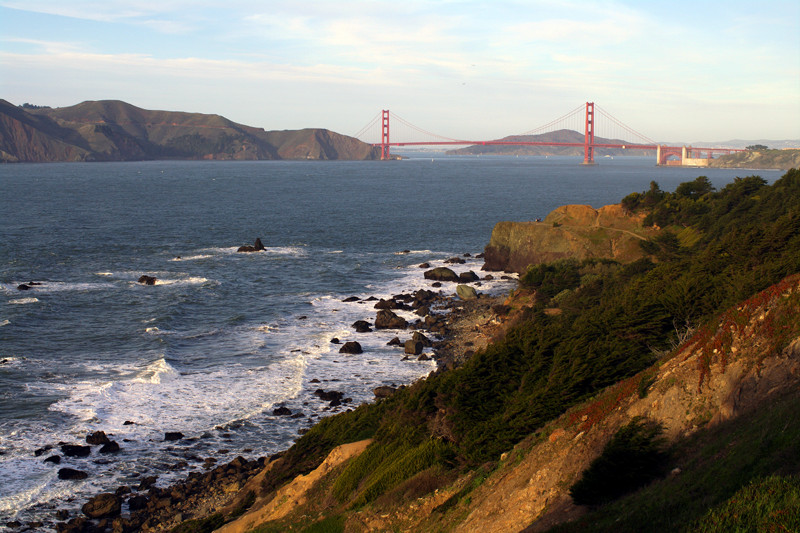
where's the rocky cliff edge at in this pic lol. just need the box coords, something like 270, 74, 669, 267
483, 203, 657, 273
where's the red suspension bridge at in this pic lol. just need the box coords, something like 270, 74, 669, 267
353, 102, 743, 166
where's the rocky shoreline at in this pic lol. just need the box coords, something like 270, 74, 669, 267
12, 256, 514, 533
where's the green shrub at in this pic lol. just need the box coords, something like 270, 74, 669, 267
569, 417, 669, 506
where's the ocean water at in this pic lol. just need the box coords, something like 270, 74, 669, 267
0, 156, 783, 527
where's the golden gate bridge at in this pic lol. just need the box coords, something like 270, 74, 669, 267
354, 102, 743, 166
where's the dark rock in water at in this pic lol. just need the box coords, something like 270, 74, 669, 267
82, 492, 121, 519
137, 476, 158, 490
6, 521, 21, 528
412, 331, 432, 347
431, 282, 442, 288
374, 298, 399, 310
164, 432, 184, 441
61, 444, 91, 457
418, 262, 430, 269
99, 441, 120, 454
404, 340, 424, 355
44, 454, 61, 464
272, 406, 292, 416
459, 271, 480, 283
34, 445, 53, 457
375, 309, 407, 329
343, 296, 360, 302
137, 275, 157, 285
476, 253, 485, 258
314, 389, 344, 407
237, 238, 266, 252
55, 509, 70, 520
445, 257, 466, 264
58, 468, 88, 480
399, 250, 411, 254
86, 431, 110, 445
330, 337, 340, 344
352, 320, 372, 333
16, 284, 31, 291
387, 336, 402, 346
418, 354, 431, 361
310, 378, 320, 383
483, 274, 494, 280
373, 385, 397, 399
339, 341, 363, 354
424, 267, 459, 282
123, 420, 135, 425
415, 305, 430, 317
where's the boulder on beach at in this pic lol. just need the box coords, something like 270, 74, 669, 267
459, 271, 480, 283
456, 284, 479, 301
137, 275, 157, 285
424, 267, 459, 283
404, 340, 424, 355
375, 309, 408, 329
237, 238, 266, 253
445, 256, 466, 264
373, 386, 397, 399
387, 336, 402, 346
412, 331, 432, 347
339, 341, 363, 354
82, 493, 121, 519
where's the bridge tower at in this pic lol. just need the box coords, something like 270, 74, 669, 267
380, 110, 391, 160
582, 102, 596, 165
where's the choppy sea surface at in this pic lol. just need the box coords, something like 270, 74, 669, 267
0, 156, 782, 528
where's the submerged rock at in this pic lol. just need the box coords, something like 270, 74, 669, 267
137, 275, 157, 285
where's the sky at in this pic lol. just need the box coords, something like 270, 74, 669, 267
1, 0, 799, 144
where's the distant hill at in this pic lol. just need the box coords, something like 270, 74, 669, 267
0, 99, 379, 162
445, 129, 656, 157
709, 148, 800, 170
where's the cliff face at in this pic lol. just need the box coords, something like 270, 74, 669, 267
483, 203, 656, 273
0, 99, 380, 162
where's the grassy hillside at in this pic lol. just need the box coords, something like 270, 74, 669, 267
0, 99, 379, 162
187, 169, 797, 532
709, 148, 800, 170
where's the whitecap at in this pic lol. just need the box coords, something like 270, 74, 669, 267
9, 298, 38, 305
134, 357, 178, 385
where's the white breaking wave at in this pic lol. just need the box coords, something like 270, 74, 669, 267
9, 298, 39, 305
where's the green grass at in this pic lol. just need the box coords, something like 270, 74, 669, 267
546, 389, 800, 532
689, 475, 800, 532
